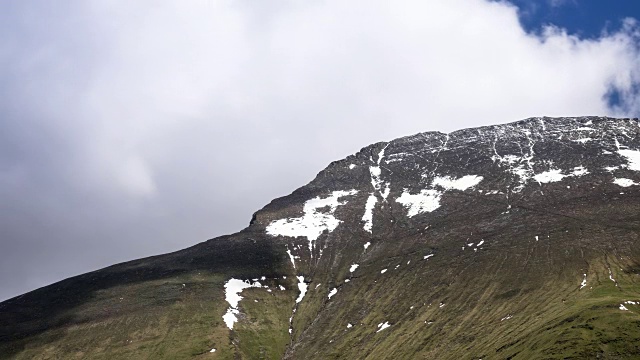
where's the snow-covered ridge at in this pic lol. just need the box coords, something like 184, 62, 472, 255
267, 117, 640, 241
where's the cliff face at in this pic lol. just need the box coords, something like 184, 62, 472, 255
3, 117, 640, 359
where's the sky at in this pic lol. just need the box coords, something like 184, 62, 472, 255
1, 0, 639, 302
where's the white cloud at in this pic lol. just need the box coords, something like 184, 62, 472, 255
76, 0, 640, 143
65, 0, 640, 191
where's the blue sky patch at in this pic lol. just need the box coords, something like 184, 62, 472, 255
505, 0, 640, 39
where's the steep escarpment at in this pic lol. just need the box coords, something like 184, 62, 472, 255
2, 117, 640, 359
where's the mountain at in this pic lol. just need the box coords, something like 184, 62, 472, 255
2, 116, 640, 359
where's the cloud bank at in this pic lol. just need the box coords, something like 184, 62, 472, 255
1, 0, 639, 301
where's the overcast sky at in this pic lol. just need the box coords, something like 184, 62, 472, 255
1, 0, 640, 301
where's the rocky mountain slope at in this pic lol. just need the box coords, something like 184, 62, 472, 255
2, 116, 640, 359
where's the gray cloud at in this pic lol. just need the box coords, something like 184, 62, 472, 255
1, 0, 639, 301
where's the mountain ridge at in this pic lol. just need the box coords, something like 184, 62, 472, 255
3, 116, 640, 359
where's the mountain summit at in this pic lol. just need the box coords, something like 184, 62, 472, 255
2, 116, 640, 359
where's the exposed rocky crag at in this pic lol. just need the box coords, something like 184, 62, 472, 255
2, 116, 640, 359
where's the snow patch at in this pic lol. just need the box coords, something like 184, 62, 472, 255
580, 274, 587, 289
534, 169, 566, 183
362, 194, 377, 233
396, 189, 442, 217
222, 279, 264, 330
620, 304, 629, 311
369, 168, 391, 200
613, 178, 639, 187
609, 268, 617, 286
376, 322, 391, 332
350, 264, 359, 272
266, 190, 358, 255
328, 288, 338, 299
349, 164, 356, 169
571, 166, 589, 176
533, 166, 589, 184
364, 241, 371, 250
432, 175, 483, 191
380, 269, 387, 274
618, 149, 640, 171
370, 166, 382, 190
423, 254, 434, 260
296, 276, 307, 304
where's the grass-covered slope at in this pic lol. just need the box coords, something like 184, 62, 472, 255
0, 233, 297, 359
285, 190, 640, 359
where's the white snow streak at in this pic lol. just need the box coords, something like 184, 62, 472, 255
361, 145, 393, 234
350, 264, 359, 272
286, 248, 296, 269
580, 274, 587, 289
609, 268, 617, 286
362, 194, 377, 233
296, 276, 308, 304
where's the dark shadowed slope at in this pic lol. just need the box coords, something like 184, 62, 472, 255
2, 116, 640, 359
